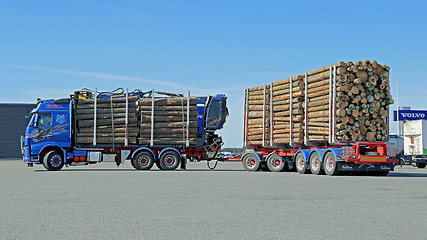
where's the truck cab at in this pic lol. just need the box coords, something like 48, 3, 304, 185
22, 99, 72, 168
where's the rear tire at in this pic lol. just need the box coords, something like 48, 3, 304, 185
266, 153, 285, 172
416, 162, 427, 168
43, 150, 64, 171
159, 150, 180, 170
242, 153, 260, 171
295, 152, 309, 174
309, 152, 325, 175
323, 152, 339, 176
132, 151, 155, 170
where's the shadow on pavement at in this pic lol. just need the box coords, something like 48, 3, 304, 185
386, 172, 427, 178
34, 169, 246, 172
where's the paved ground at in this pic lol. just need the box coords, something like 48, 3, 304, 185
1, 159, 427, 240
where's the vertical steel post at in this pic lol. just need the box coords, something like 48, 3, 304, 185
329, 66, 332, 144
150, 89, 154, 147
290, 77, 294, 145
243, 89, 248, 147
270, 82, 273, 146
186, 90, 190, 148
304, 73, 309, 145
125, 88, 129, 147
262, 85, 266, 147
332, 65, 337, 144
93, 87, 97, 146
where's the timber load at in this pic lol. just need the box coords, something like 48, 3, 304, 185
244, 60, 393, 147
74, 89, 198, 147
137, 96, 198, 146
75, 91, 138, 145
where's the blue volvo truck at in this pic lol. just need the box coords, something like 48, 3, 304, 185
21, 88, 228, 171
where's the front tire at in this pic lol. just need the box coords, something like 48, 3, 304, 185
132, 151, 155, 170
43, 150, 64, 171
242, 153, 260, 171
323, 152, 339, 176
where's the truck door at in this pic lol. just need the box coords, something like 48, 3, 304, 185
27, 112, 54, 155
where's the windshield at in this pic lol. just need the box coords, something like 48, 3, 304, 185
27, 114, 37, 127
207, 100, 221, 128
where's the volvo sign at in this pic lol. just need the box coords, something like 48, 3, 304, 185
394, 110, 427, 121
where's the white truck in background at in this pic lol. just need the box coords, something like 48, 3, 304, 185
403, 120, 427, 168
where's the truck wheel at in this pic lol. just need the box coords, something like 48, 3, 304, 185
242, 153, 260, 171
159, 150, 180, 170
295, 152, 309, 174
416, 162, 427, 168
42, 150, 64, 171
132, 151, 155, 170
323, 152, 339, 176
309, 152, 325, 175
266, 153, 285, 172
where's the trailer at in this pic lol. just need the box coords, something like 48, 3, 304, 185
21, 88, 228, 171
242, 61, 398, 175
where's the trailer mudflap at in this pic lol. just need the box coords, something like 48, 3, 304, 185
337, 162, 394, 172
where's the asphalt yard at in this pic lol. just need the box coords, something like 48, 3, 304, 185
1, 160, 427, 240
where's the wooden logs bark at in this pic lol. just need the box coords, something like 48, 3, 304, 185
75, 94, 201, 146
245, 60, 393, 146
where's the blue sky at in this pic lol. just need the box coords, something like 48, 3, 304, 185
1, 0, 426, 147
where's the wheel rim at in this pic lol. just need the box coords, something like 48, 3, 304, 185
274, 160, 281, 167
325, 156, 334, 172
50, 155, 62, 167
164, 155, 175, 166
311, 155, 320, 171
297, 157, 304, 170
245, 156, 257, 169
138, 156, 149, 167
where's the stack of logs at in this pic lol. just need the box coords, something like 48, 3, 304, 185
138, 97, 198, 145
245, 60, 393, 146
335, 60, 393, 141
75, 96, 139, 145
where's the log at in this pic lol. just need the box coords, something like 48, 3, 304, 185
139, 97, 197, 106
140, 121, 197, 128
77, 132, 138, 137
76, 137, 138, 144
78, 117, 138, 127
76, 108, 137, 114
77, 96, 138, 104
76, 112, 136, 120
138, 106, 197, 111
76, 102, 136, 109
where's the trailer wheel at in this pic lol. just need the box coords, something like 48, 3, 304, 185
242, 153, 260, 171
295, 152, 309, 174
159, 150, 180, 170
42, 150, 64, 171
309, 152, 325, 175
416, 162, 426, 168
323, 152, 339, 176
266, 153, 285, 172
132, 151, 155, 170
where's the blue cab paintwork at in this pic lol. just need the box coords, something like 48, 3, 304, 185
24, 100, 72, 163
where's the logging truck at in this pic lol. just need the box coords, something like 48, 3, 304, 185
21, 88, 228, 171
241, 60, 398, 175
